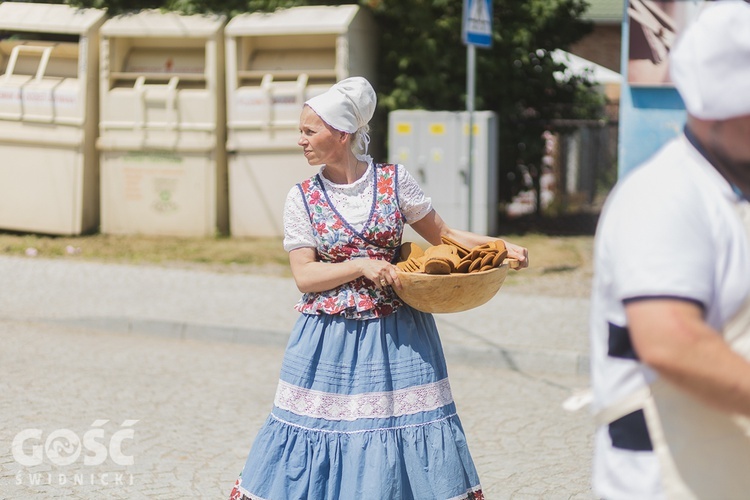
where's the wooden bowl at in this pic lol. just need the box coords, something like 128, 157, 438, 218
395, 262, 510, 314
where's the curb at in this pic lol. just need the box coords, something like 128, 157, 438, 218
34, 316, 590, 377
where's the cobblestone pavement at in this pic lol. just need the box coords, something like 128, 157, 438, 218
0, 256, 595, 499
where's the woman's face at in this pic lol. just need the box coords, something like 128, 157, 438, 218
298, 106, 347, 166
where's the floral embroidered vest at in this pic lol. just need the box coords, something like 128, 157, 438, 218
294, 163, 405, 319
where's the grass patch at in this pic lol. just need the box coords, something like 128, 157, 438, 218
500, 233, 592, 271
0, 231, 594, 283
0, 232, 290, 274
498, 233, 594, 293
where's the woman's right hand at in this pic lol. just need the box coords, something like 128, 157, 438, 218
290, 249, 402, 293
356, 257, 402, 291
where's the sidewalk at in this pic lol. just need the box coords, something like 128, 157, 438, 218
0, 255, 591, 376
0, 255, 595, 499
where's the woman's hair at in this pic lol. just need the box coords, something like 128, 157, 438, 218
351, 124, 371, 158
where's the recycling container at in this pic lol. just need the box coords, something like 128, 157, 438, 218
0, 2, 106, 235
98, 11, 227, 237
225, 5, 376, 237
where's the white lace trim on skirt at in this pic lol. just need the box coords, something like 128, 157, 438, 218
274, 378, 454, 421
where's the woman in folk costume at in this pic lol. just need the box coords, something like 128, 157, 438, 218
230, 76, 528, 500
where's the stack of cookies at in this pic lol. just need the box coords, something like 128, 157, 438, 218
396, 236, 509, 275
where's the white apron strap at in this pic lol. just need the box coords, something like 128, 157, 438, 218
592, 386, 651, 428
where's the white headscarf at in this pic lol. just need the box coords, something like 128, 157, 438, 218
670, 1, 750, 120
305, 77, 376, 160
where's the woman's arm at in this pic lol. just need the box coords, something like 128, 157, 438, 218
409, 209, 529, 268
289, 247, 403, 293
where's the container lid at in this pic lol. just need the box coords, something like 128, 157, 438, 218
101, 10, 225, 38
0, 2, 106, 35
226, 5, 361, 36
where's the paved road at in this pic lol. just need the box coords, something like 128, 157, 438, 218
0, 256, 594, 499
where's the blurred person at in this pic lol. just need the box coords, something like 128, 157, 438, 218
229, 76, 528, 500
590, 2, 750, 498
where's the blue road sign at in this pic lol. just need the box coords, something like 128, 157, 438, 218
463, 0, 493, 48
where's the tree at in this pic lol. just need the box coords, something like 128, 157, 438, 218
365, 0, 602, 211
66, 0, 602, 214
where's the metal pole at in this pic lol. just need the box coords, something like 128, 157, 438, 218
466, 43, 476, 232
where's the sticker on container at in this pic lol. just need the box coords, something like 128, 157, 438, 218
396, 123, 412, 135
429, 123, 446, 135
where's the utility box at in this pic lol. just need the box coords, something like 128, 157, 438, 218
224, 5, 376, 237
388, 110, 498, 235
98, 11, 227, 237
0, 2, 106, 235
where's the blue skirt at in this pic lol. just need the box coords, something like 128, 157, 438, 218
232, 306, 483, 500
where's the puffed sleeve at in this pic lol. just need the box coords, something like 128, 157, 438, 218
396, 164, 433, 224
283, 185, 317, 252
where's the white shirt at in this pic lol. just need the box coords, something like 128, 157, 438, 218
589, 133, 750, 499
283, 162, 433, 252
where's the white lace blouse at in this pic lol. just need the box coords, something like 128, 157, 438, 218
283, 161, 433, 252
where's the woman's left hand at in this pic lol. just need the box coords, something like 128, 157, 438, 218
503, 240, 530, 269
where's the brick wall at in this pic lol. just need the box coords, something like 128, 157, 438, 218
569, 24, 622, 73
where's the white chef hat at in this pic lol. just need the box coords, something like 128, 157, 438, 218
305, 77, 376, 158
670, 1, 750, 120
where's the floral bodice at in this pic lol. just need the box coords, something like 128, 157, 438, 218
294, 163, 406, 319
